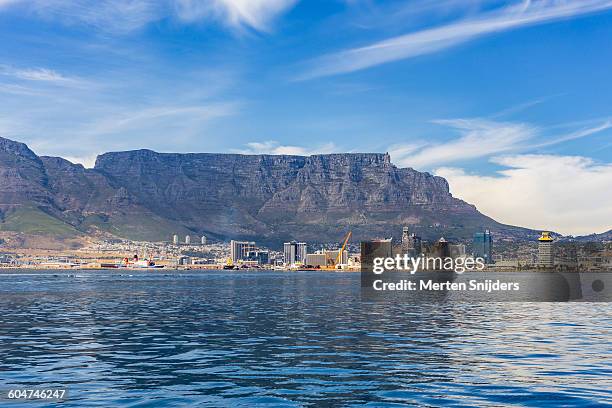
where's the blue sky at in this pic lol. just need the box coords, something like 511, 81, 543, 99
0, 0, 611, 235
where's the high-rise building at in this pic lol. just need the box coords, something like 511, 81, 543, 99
201, 235, 207, 245
283, 241, 307, 265
185, 235, 191, 245
246, 250, 270, 265
172, 234, 179, 245
401, 226, 411, 253
283, 242, 295, 265
401, 226, 422, 256
538, 231, 554, 267
412, 234, 422, 255
361, 239, 393, 274
473, 230, 493, 264
231, 240, 256, 263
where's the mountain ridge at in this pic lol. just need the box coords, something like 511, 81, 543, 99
0, 136, 542, 245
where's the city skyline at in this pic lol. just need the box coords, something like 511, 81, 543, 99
0, 1, 611, 235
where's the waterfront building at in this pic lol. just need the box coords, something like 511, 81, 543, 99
305, 252, 327, 267
324, 249, 349, 265
449, 243, 466, 259
273, 256, 284, 267
246, 250, 270, 265
172, 234, 179, 245
231, 240, 256, 263
410, 233, 422, 255
401, 226, 422, 256
473, 230, 493, 264
490, 259, 520, 271
431, 237, 450, 258
201, 235, 207, 245
185, 235, 191, 245
347, 255, 361, 269
298, 243, 307, 262
178, 256, 191, 266
283, 241, 307, 265
401, 226, 411, 253
538, 231, 554, 267
361, 239, 393, 271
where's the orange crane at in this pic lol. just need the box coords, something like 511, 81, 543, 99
325, 231, 352, 269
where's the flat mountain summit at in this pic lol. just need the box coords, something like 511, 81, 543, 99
0, 137, 537, 244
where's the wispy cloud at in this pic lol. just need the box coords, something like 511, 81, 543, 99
0, 83, 49, 96
534, 120, 612, 147
0, 65, 76, 83
489, 96, 558, 119
174, 0, 298, 32
436, 154, 612, 235
0, 0, 298, 33
299, 0, 612, 79
0, 63, 242, 162
233, 140, 338, 155
0, 0, 158, 33
81, 103, 238, 138
390, 118, 612, 169
391, 119, 536, 169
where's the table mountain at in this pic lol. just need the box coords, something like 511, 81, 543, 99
0, 136, 537, 244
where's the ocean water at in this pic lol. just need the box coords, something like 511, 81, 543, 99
0, 270, 610, 407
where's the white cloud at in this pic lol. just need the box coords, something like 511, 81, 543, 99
0, 68, 241, 161
299, 0, 612, 79
13, 68, 67, 82
62, 154, 99, 169
82, 103, 238, 137
436, 155, 612, 236
387, 142, 429, 159
0, 0, 297, 33
0, 0, 159, 33
234, 140, 338, 155
0, 83, 47, 96
0, 65, 76, 83
534, 120, 612, 148
390, 118, 611, 170
392, 119, 535, 169
174, 0, 298, 31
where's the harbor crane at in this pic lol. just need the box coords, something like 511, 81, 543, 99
326, 231, 352, 269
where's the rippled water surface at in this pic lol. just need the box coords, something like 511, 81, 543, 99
1, 270, 611, 407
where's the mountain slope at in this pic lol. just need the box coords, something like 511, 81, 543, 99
575, 229, 612, 242
0, 136, 538, 244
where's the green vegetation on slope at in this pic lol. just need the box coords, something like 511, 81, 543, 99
0, 206, 80, 238
83, 212, 192, 242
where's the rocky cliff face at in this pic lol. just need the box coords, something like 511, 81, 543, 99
0, 137, 533, 243
0, 138, 51, 208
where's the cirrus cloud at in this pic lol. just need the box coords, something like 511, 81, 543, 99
390, 118, 611, 170
299, 0, 612, 79
0, 0, 298, 33
0, 65, 78, 83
